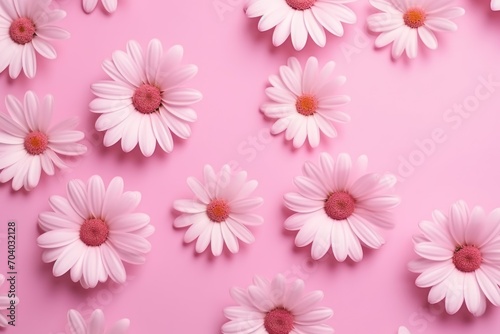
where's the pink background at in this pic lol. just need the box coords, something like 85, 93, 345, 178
1, 0, 500, 333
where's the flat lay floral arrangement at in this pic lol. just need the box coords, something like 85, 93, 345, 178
0, 0, 499, 333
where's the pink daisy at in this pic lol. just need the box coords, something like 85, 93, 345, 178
90, 39, 202, 157
37, 175, 155, 289
67, 309, 129, 334
222, 273, 333, 334
367, 0, 464, 58
0, 274, 19, 327
245, 0, 357, 51
493, 0, 500, 10
261, 57, 350, 148
0, 91, 87, 191
409, 201, 500, 316
284, 153, 400, 261
173, 164, 263, 256
83, 0, 118, 13
0, 0, 70, 79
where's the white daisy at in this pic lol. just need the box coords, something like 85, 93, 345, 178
284, 153, 400, 261
37, 175, 155, 288
83, 0, 118, 13
222, 273, 333, 334
0, 91, 87, 191
367, 0, 465, 58
409, 201, 500, 316
493, 0, 500, 11
0, 274, 19, 327
67, 309, 129, 334
261, 56, 350, 149
0, 0, 70, 78
90, 39, 202, 157
173, 164, 263, 256
245, 0, 357, 50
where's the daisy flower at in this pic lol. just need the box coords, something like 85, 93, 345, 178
367, 0, 465, 58
493, 0, 500, 11
83, 0, 118, 13
0, 274, 19, 327
409, 201, 500, 316
245, 0, 356, 51
261, 57, 350, 149
67, 309, 129, 334
90, 39, 202, 157
284, 153, 400, 261
37, 175, 155, 289
173, 164, 263, 256
0, 0, 70, 79
0, 91, 87, 191
222, 273, 333, 334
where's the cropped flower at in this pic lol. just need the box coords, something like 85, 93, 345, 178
284, 153, 399, 261
367, 0, 464, 58
246, 0, 356, 50
409, 201, 500, 316
222, 274, 333, 334
90, 39, 202, 157
83, 0, 119, 13
0, 0, 70, 78
67, 309, 129, 334
37, 175, 155, 288
174, 164, 263, 256
261, 57, 350, 148
0, 91, 86, 191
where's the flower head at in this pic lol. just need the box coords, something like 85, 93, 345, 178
67, 309, 129, 334
409, 201, 500, 316
37, 175, 155, 288
246, 0, 356, 50
174, 164, 263, 256
284, 153, 400, 261
261, 57, 350, 148
83, 0, 119, 13
0, 91, 87, 191
367, 0, 464, 58
222, 274, 333, 334
0, 0, 70, 78
90, 39, 202, 157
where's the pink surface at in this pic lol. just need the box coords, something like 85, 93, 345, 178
1, 0, 500, 333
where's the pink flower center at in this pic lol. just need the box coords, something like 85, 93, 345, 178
264, 308, 294, 334
325, 191, 355, 220
403, 8, 426, 29
453, 245, 482, 272
132, 84, 162, 114
206, 199, 230, 222
80, 218, 109, 247
9, 17, 36, 45
286, 0, 316, 10
295, 95, 318, 116
24, 131, 48, 155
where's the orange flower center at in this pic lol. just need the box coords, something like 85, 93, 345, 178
24, 131, 48, 155
264, 308, 294, 334
403, 8, 426, 29
325, 191, 355, 220
133, 84, 162, 114
453, 245, 482, 272
9, 17, 36, 45
285, 0, 316, 10
295, 95, 318, 116
80, 218, 109, 247
206, 199, 230, 222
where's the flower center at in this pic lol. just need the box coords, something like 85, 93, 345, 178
132, 84, 162, 114
80, 218, 109, 247
24, 131, 48, 155
325, 191, 355, 220
285, 0, 316, 10
264, 308, 294, 334
403, 8, 426, 29
295, 95, 318, 116
206, 199, 230, 223
9, 17, 36, 45
453, 245, 482, 273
